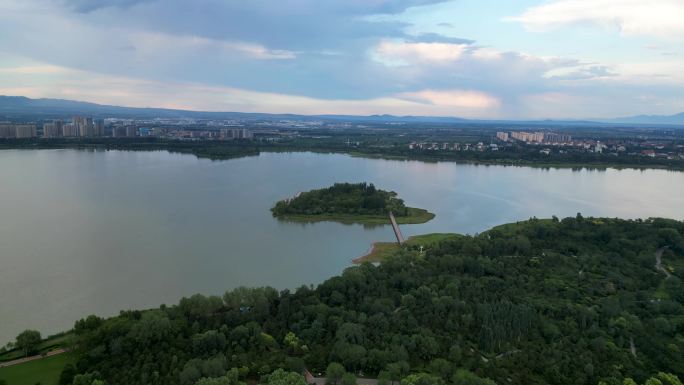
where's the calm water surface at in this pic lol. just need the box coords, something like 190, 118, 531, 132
1, 149, 683, 342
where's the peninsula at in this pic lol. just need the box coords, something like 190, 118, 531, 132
271, 182, 434, 224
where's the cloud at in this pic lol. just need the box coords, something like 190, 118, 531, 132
406, 33, 474, 45
0, 64, 68, 75
60, 0, 450, 15
59, 0, 153, 12
373, 40, 468, 65
398, 89, 500, 109
134, 32, 296, 60
545, 65, 617, 81
0, 62, 500, 117
2, 0, 684, 119
509, 0, 684, 38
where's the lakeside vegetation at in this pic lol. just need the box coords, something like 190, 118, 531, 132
2, 137, 684, 171
353, 233, 461, 264
0, 138, 260, 161
7, 216, 683, 385
272, 183, 435, 225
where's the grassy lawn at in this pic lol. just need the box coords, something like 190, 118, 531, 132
354, 233, 460, 263
0, 353, 73, 385
0, 334, 73, 363
406, 233, 461, 246
276, 207, 435, 225
353, 242, 400, 263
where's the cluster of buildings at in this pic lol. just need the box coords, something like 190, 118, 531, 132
497, 131, 572, 144
42, 117, 105, 138
409, 142, 497, 152
220, 128, 253, 140
111, 125, 143, 138
0, 123, 37, 138
0, 117, 257, 141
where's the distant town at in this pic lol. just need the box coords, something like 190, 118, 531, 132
1, 117, 254, 141
408, 130, 684, 160
1, 114, 684, 165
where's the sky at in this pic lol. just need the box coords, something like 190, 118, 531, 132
1, 0, 683, 119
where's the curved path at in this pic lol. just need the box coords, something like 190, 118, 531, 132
0, 348, 66, 368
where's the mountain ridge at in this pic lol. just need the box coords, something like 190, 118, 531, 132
1, 95, 683, 126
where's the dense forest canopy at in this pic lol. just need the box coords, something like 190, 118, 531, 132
271, 183, 410, 217
54, 216, 684, 385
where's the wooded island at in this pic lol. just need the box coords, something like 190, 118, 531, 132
271, 183, 435, 225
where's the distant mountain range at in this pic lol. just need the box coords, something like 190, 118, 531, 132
1, 95, 683, 126
604, 112, 684, 125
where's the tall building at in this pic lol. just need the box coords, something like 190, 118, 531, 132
544, 133, 572, 143
125, 126, 137, 137
112, 126, 127, 138
220, 128, 253, 140
14, 124, 37, 138
84, 118, 94, 137
511, 131, 544, 143
42, 120, 63, 138
0, 124, 14, 138
74, 116, 96, 137
62, 123, 78, 137
496, 132, 509, 142
95, 119, 105, 137
0, 124, 37, 138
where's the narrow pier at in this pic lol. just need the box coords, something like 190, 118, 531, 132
389, 211, 405, 245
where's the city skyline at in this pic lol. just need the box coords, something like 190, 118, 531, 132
1, 0, 683, 119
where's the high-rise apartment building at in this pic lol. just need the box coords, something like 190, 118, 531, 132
220, 128, 253, 140
62, 123, 78, 137
0, 124, 14, 138
43, 120, 64, 138
14, 124, 37, 138
95, 119, 105, 137
511, 131, 544, 143
544, 133, 572, 143
125, 126, 137, 137
496, 132, 509, 142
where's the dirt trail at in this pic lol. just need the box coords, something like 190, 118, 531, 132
655, 247, 671, 279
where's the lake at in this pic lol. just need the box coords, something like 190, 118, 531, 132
1, 149, 683, 343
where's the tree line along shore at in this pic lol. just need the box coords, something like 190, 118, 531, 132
1, 215, 683, 385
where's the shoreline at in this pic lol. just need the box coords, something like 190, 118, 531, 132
274, 207, 435, 225
2, 141, 684, 172
353, 233, 462, 264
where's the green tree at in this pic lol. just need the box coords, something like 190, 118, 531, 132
340, 373, 357, 385
452, 369, 497, 385
15, 329, 41, 357
195, 368, 244, 385
429, 358, 453, 381
377, 371, 391, 385
283, 332, 301, 354
657, 373, 683, 385
72, 373, 102, 385
58, 363, 77, 385
264, 369, 307, 385
326, 362, 346, 385
402, 373, 445, 385
387, 361, 410, 385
